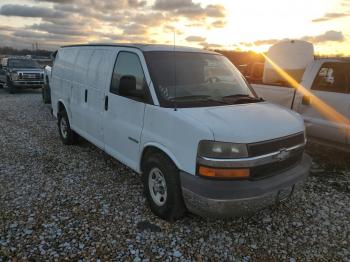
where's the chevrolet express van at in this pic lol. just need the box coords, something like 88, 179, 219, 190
51, 44, 311, 221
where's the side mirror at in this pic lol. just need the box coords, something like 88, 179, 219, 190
119, 75, 144, 99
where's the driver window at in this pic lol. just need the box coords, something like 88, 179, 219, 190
311, 63, 349, 94
110, 52, 146, 96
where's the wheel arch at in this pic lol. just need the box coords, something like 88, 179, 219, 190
140, 143, 182, 173
56, 100, 69, 118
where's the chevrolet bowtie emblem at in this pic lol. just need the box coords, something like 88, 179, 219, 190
275, 149, 290, 161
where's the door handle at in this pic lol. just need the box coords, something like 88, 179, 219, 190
105, 95, 108, 111
84, 89, 88, 103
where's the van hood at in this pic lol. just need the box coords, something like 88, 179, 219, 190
180, 102, 305, 144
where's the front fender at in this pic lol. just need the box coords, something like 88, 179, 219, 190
140, 142, 182, 172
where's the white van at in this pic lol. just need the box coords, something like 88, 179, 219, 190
51, 44, 311, 221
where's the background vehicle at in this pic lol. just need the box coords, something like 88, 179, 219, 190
42, 65, 52, 104
251, 40, 350, 152
0, 56, 44, 93
51, 44, 311, 221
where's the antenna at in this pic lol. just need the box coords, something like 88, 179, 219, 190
173, 30, 177, 111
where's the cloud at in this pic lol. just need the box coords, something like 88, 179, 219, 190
0, 0, 227, 50
200, 42, 223, 49
301, 30, 346, 43
154, 0, 226, 19
312, 12, 350, 22
30, 22, 88, 36
0, 4, 66, 18
210, 19, 227, 28
240, 30, 346, 48
186, 36, 206, 42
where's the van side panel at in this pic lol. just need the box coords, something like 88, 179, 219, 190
52, 46, 116, 150
84, 48, 115, 148
70, 48, 94, 134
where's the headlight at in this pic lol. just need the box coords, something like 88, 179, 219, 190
198, 140, 248, 159
11, 72, 19, 81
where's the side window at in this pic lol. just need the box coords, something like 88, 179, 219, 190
110, 52, 146, 96
311, 63, 349, 94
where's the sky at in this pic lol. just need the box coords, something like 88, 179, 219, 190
0, 0, 349, 55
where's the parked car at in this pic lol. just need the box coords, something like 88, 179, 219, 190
51, 44, 311, 221
251, 41, 350, 152
42, 65, 52, 104
0, 57, 44, 93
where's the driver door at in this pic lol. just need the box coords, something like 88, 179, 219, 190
103, 50, 150, 171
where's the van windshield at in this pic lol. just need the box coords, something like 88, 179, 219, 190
144, 51, 260, 108
9, 59, 40, 69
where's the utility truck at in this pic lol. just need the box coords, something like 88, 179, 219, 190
252, 40, 350, 152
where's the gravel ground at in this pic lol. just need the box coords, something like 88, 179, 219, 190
0, 89, 349, 261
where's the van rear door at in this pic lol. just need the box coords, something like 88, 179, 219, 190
103, 49, 149, 171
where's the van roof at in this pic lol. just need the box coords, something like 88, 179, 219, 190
61, 43, 220, 55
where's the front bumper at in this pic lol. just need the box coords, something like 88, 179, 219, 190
180, 154, 311, 218
11, 80, 44, 88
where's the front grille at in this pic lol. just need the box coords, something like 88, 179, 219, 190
247, 133, 304, 157
250, 150, 303, 180
22, 73, 41, 80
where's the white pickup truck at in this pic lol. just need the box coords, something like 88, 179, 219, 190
253, 59, 350, 151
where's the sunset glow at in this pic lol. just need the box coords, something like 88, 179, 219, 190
0, 0, 349, 54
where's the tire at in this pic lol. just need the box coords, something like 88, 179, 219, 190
142, 152, 186, 221
58, 109, 77, 145
42, 84, 51, 104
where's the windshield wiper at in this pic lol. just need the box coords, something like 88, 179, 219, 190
223, 94, 264, 103
170, 95, 230, 105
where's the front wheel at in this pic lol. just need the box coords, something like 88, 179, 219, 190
143, 152, 186, 221
58, 110, 77, 145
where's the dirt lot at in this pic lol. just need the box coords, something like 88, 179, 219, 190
0, 89, 349, 261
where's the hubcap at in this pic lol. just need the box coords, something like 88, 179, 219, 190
148, 167, 167, 206
60, 118, 68, 139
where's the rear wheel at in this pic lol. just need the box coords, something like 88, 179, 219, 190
142, 152, 186, 221
58, 109, 77, 145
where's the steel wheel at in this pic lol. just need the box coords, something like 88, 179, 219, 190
148, 167, 168, 206
60, 117, 68, 139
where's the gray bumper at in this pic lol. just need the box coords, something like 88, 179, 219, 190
12, 81, 44, 88
180, 154, 312, 218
